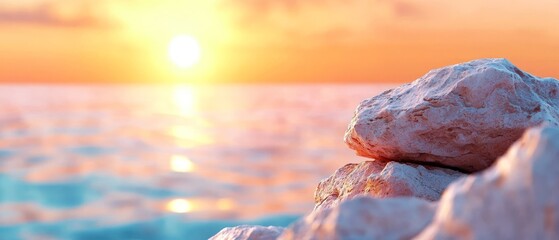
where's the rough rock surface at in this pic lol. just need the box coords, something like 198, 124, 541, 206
345, 58, 559, 172
314, 160, 463, 211
416, 125, 559, 239
210, 225, 284, 240
280, 196, 436, 240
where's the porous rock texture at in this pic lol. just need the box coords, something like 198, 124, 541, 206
416, 125, 559, 239
314, 160, 464, 211
279, 196, 436, 240
210, 225, 284, 240
345, 58, 559, 172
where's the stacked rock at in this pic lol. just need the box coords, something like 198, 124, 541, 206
344, 58, 559, 172
211, 58, 559, 240
282, 125, 559, 240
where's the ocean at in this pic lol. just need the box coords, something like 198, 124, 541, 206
0, 84, 394, 240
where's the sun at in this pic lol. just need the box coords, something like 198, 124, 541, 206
168, 35, 201, 68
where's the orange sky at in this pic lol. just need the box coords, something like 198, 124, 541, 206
0, 0, 558, 84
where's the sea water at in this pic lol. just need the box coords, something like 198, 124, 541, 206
0, 84, 394, 240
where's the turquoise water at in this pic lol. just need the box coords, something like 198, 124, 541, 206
0, 84, 393, 240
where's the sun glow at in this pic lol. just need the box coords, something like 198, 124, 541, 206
168, 35, 201, 68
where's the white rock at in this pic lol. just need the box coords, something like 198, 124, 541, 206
314, 161, 463, 211
210, 225, 284, 240
416, 125, 559, 239
345, 58, 559, 172
280, 196, 436, 240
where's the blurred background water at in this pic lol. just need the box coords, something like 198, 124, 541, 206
0, 84, 393, 240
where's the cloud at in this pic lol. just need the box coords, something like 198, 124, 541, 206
227, 0, 331, 12
0, 1, 114, 28
222, 0, 428, 46
223, 0, 559, 49
222, 0, 371, 44
380, 0, 423, 18
226, 0, 423, 23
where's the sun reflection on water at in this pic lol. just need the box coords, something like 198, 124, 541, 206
170, 155, 194, 172
173, 86, 197, 116
216, 198, 235, 211
163, 198, 237, 215
168, 125, 213, 146
168, 85, 214, 147
165, 199, 193, 213
0, 85, 396, 238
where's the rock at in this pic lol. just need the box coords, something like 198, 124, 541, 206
416, 125, 559, 239
280, 196, 436, 240
344, 58, 559, 172
314, 160, 464, 211
210, 225, 284, 240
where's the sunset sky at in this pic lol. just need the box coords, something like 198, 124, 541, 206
1, 0, 558, 84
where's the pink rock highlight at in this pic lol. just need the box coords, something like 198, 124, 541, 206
210, 225, 284, 240
314, 160, 463, 211
280, 196, 436, 240
416, 125, 559, 239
